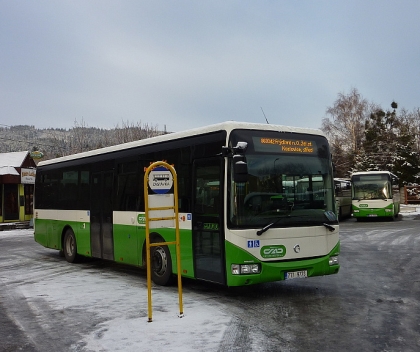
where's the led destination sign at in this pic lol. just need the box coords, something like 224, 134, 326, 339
254, 137, 316, 154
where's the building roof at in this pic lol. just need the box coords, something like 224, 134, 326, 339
0, 166, 20, 176
0, 151, 30, 176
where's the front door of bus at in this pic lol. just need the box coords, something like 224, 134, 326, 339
91, 171, 114, 260
192, 158, 225, 284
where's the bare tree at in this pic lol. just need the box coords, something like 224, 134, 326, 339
321, 88, 372, 154
321, 88, 380, 177
70, 118, 91, 154
404, 107, 420, 154
44, 128, 70, 158
112, 120, 163, 144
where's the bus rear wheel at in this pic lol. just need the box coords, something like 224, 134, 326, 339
63, 228, 80, 263
151, 243, 174, 286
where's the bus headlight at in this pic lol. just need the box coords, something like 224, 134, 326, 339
385, 209, 392, 212
231, 264, 261, 275
329, 256, 339, 266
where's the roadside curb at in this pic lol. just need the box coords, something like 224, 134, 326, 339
0, 222, 31, 231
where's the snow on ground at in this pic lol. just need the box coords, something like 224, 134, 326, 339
1, 229, 233, 352
23, 270, 232, 352
399, 204, 420, 214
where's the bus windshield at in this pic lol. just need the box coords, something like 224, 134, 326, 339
228, 130, 336, 229
352, 174, 393, 200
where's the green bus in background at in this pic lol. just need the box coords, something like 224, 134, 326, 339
351, 171, 400, 220
34, 121, 340, 287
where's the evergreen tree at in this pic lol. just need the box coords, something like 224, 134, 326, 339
352, 146, 381, 173
361, 102, 420, 184
367, 105, 396, 166
392, 138, 420, 185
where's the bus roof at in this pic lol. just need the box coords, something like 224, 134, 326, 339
351, 171, 398, 178
334, 178, 350, 183
38, 121, 326, 167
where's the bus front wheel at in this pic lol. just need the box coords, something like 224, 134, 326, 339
151, 243, 174, 286
63, 228, 80, 263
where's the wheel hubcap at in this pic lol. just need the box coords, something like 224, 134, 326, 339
66, 236, 74, 255
153, 247, 167, 276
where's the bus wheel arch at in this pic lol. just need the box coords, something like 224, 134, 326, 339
62, 227, 80, 263
147, 233, 174, 286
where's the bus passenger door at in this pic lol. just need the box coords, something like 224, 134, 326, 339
192, 158, 225, 285
91, 171, 114, 260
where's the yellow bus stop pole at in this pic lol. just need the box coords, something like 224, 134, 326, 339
144, 161, 183, 322
144, 164, 153, 322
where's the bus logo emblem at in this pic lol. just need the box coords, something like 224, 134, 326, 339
137, 214, 146, 224
260, 245, 286, 258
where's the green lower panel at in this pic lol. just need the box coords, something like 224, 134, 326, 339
113, 224, 142, 265
76, 223, 91, 256
34, 219, 91, 256
34, 218, 49, 247
225, 241, 340, 287
352, 205, 395, 218
35, 220, 194, 277
149, 228, 195, 279
113, 225, 195, 278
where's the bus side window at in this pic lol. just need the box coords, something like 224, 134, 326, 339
212, 195, 220, 212
178, 197, 190, 212
335, 184, 341, 196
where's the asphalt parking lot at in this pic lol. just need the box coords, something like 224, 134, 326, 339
1, 211, 420, 351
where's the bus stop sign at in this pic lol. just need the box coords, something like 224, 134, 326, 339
148, 166, 173, 194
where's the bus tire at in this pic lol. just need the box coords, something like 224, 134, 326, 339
63, 228, 80, 263
151, 241, 174, 286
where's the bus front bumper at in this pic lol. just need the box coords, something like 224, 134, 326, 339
225, 242, 340, 287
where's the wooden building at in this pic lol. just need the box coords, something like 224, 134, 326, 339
0, 151, 36, 223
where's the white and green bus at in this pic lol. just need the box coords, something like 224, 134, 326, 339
351, 171, 400, 220
34, 121, 340, 287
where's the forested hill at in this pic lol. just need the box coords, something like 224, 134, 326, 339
0, 122, 167, 161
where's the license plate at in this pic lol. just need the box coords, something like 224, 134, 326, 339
368, 214, 378, 217
285, 270, 308, 280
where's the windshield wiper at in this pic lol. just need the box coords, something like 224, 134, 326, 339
256, 216, 290, 236
257, 213, 335, 236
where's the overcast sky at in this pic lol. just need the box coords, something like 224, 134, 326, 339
1, 1, 419, 133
